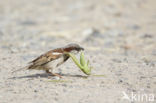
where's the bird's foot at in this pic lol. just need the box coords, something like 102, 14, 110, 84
46, 70, 62, 78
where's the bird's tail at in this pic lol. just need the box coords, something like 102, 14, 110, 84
12, 65, 29, 73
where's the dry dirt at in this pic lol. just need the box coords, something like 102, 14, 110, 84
0, 0, 156, 103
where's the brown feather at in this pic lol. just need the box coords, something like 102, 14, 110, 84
28, 49, 63, 69
12, 43, 84, 73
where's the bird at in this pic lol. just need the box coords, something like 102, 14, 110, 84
13, 43, 84, 78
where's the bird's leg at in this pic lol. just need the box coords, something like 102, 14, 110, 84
45, 70, 62, 78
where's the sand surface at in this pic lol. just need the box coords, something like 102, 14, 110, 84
0, 0, 155, 103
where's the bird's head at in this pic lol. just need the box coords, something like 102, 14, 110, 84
64, 43, 84, 54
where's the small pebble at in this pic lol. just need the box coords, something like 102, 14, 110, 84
34, 90, 38, 92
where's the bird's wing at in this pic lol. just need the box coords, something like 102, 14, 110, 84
29, 51, 63, 66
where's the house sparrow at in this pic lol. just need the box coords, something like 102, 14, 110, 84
13, 43, 84, 78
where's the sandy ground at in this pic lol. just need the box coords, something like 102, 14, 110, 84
0, 0, 156, 103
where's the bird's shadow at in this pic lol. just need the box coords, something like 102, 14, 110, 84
9, 73, 88, 79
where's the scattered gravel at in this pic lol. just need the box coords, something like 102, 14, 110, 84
0, 0, 155, 103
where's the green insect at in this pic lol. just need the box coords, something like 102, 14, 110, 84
65, 52, 92, 75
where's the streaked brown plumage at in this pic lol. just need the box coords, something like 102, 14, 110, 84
13, 43, 84, 78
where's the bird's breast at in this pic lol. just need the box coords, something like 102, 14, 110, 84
45, 56, 64, 68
